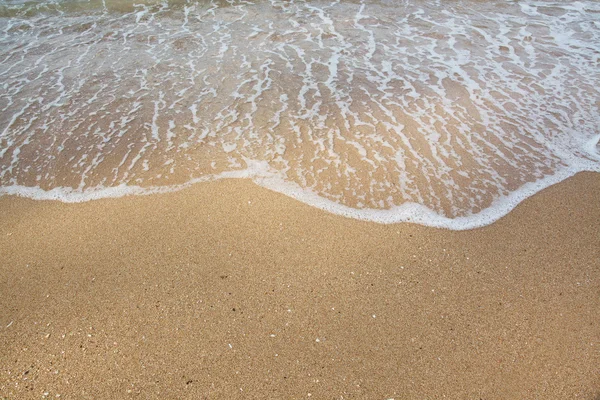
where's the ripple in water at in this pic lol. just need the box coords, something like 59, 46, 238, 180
0, 0, 599, 228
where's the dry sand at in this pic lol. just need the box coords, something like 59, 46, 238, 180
0, 172, 599, 399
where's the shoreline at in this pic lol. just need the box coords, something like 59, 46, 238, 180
1, 165, 599, 230
1, 171, 599, 399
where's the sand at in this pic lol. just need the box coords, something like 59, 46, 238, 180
0, 172, 599, 399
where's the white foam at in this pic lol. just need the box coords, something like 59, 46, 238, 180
2, 159, 598, 231
0, 0, 599, 230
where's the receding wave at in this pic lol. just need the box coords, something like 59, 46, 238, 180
1, 0, 599, 229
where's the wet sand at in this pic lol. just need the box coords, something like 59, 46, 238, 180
0, 171, 599, 399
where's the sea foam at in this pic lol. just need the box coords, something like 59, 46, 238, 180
0, 0, 599, 229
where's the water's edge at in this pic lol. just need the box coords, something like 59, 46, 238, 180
2, 163, 598, 231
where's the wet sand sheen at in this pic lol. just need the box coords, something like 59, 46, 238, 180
1, 172, 599, 399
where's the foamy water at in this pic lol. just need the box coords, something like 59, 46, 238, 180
1, 0, 599, 229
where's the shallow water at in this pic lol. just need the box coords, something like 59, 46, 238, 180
1, 0, 599, 228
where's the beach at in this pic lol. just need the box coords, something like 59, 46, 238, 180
1, 0, 600, 398
1, 171, 598, 399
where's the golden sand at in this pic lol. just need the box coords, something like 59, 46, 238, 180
1, 172, 599, 399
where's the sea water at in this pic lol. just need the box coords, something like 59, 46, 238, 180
0, 0, 599, 229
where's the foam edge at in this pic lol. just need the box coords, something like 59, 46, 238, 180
1, 159, 599, 231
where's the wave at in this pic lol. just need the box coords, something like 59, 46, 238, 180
1, 0, 599, 229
